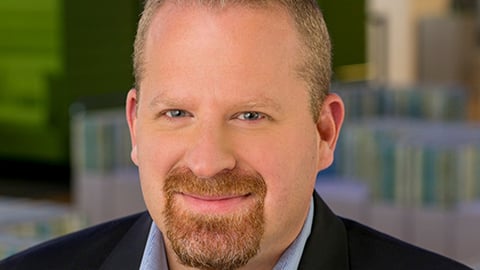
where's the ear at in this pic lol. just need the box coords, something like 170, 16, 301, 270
316, 93, 345, 171
126, 89, 139, 165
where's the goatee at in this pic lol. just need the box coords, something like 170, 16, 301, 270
163, 167, 267, 270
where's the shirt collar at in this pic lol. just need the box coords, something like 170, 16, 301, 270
140, 198, 314, 270
273, 198, 314, 270
139, 222, 169, 270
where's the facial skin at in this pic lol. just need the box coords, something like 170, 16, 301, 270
126, 2, 344, 270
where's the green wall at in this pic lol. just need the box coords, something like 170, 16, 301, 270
0, 0, 140, 167
0, 0, 64, 162
317, 0, 367, 78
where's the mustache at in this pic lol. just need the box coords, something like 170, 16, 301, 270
163, 167, 267, 198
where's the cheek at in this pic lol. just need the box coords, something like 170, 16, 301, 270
247, 129, 319, 248
264, 148, 317, 213
244, 128, 319, 212
136, 142, 166, 212
134, 132, 183, 224
135, 130, 184, 175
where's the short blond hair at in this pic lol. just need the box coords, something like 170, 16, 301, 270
133, 0, 331, 121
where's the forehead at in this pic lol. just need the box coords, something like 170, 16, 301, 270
139, 1, 307, 106
144, 1, 301, 64
150, 4, 298, 64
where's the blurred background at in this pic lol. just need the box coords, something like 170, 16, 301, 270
0, 0, 479, 267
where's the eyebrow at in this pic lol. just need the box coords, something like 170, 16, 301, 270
148, 91, 283, 113
149, 92, 185, 109
234, 97, 283, 113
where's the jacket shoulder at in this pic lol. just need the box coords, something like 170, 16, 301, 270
341, 218, 473, 270
0, 212, 149, 270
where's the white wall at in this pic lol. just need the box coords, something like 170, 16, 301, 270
367, 0, 450, 87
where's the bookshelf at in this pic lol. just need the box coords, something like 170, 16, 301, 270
70, 106, 146, 225
0, 197, 86, 259
332, 84, 480, 208
321, 83, 480, 266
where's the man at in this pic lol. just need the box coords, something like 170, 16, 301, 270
0, 0, 473, 269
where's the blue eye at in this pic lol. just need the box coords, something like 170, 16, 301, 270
165, 109, 189, 118
237, 111, 265, 121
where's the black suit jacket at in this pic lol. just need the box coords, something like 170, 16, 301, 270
0, 192, 472, 270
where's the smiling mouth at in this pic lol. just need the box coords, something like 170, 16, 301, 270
184, 193, 251, 201
177, 192, 253, 214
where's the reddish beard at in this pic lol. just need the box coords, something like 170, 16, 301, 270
163, 167, 267, 270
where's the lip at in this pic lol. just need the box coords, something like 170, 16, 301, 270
177, 192, 252, 214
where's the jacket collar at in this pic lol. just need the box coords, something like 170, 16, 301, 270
100, 212, 152, 270
298, 192, 350, 270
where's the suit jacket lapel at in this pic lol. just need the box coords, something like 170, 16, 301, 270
100, 212, 153, 270
298, 192, 350, 270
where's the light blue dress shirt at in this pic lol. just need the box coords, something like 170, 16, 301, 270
140, 199, 314, 270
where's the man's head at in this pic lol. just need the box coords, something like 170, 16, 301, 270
126, 1, 344, 269
133, 0, 332, 121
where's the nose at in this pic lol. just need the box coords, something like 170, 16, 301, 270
183, 124, 236, 178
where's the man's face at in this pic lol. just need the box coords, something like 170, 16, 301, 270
127, 3, 342, 269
